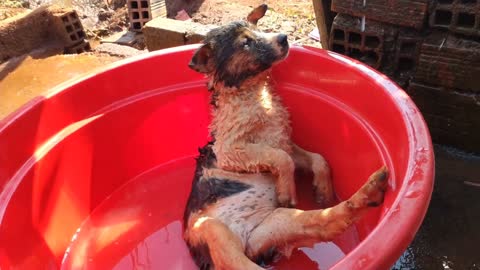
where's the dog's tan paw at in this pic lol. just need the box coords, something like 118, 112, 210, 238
362, 166, 389, 207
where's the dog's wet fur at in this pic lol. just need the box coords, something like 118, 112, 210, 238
183, 5, 389, 270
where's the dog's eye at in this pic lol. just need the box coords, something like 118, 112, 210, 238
243, 37, 254, 50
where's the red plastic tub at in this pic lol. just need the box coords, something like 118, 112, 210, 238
0, 45, 434, 270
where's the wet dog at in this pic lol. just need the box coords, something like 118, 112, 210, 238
183, 5, 389, 270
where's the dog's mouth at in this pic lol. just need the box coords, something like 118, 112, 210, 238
272, 46, 289, 65
280, 46, 289, 58
276, 34, 290, 60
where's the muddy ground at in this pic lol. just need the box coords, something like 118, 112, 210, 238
166, 0, 321, 47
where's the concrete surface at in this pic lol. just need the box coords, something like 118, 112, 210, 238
94, 43, 147, 57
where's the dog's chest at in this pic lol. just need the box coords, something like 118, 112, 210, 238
211, 87, 291, 147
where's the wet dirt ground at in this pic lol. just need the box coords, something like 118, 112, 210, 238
393, 145, 480, 270
0, 51, 120, 118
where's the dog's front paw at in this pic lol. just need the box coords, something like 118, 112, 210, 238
314, 188, 335, 208
311, 154, 335, 208
313, 173, 335, 208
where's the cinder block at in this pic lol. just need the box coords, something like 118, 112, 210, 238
49, 8, 87, 47
64, 39, 91, 54
329, 14, 398, 69
143, 17, 216, 51
429, 0, 480, 36
331, 0, 429, 29
415, 32, 480, 92
407, 81, 480, 152
392, 29, 423, 82
127, 0, 166, 32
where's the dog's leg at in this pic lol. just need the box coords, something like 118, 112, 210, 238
187, 217, 263, 270
217, 144, 296, 207
292, 144, 334, 207
246, 166, 388, 259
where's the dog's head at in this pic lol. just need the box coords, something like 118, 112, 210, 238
188, 4, 289, 89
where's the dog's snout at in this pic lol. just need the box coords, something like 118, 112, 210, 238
277, 34, 288, 47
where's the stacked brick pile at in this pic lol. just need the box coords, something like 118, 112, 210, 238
328, 0, 480, 152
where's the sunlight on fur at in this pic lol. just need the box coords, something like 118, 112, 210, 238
194, 216, 211, 229
260, 84, 273, 111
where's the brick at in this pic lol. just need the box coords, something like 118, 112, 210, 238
329, 14, 398, 69
395, 30, 422, 69
415, 32, 480, 92
407, 82, 480, 152
422, 113, 479, 153
391, 29, 424, 84
49, 8, 87, 47
143, 17, 216, 51
127, 0, 151, 32
64, 39, 91, 54
331, 0, 429, 29
0, 7, 51, 62
150, 0, 167, 18
0, 5, 94, 63
127, 0, 166, 32
407, 82, 480, 122
429, 0, 480, 37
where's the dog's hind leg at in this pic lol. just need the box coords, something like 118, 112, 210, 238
245, 166, 388, 260
187, 216, 263, 270
216, 144, 297, 207
292, 144, 335, 207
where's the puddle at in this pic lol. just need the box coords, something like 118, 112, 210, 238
0, 53, 118, 118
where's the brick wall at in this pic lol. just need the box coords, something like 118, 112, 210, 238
327, 0, 480, 152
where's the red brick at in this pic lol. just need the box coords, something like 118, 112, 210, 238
329, 14, 398, 69
64, 40, 91, 54
127, 0, 166, 32
429, 0, 480, 37
49, 8, 87, 47
415, 32, 480, 92
331, 0, 429, 29
407, 82, 480, 152
391, 29, 423, 84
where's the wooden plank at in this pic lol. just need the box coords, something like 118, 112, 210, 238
312, 0, 331, 49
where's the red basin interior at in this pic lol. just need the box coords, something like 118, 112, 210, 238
0, 45, 434, 270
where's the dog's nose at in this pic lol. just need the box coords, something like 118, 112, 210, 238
277, 34, 288, 47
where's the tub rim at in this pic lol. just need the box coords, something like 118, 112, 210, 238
0, 44, 435, 270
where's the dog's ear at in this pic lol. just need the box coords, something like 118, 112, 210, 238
247, 4, 268, 25
189, 43, 214, 74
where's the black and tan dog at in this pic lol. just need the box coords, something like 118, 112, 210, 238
183, 4, 389, 270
